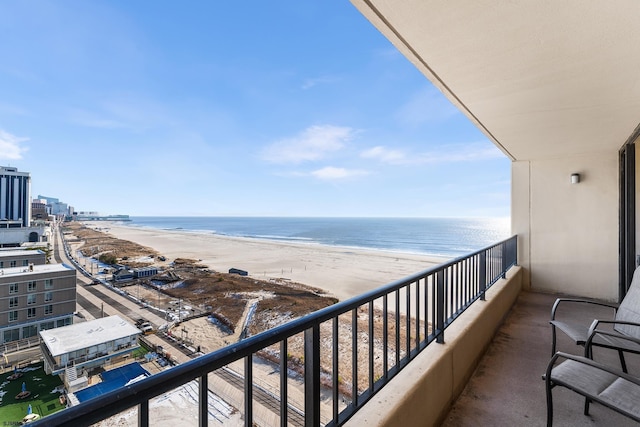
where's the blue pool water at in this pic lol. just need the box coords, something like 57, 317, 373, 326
74, 362, 150, 403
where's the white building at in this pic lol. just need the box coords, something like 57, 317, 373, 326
40, 315, 141, 387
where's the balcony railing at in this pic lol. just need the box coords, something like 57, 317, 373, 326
34, 235, 517, 427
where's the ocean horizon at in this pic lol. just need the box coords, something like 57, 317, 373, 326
122, 216, 510, 259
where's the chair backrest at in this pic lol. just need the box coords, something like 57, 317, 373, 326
615, 265, 640, 338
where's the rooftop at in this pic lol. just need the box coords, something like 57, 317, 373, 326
0, 263, 74, 278
0, 249, 45, 257
40, 315, 140, 357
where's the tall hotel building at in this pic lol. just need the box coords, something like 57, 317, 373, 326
0, 166, 31, 227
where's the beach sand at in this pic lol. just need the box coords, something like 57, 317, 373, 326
96, 222, 449, 302
72, 222, 450, 425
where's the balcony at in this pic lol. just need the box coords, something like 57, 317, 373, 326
439, 291, 640, 427
33, 237, 520, 426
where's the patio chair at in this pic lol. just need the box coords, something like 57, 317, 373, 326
550, 266, 640, 372
544, 331, 640, 426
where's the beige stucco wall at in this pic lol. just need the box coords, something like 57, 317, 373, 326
512, 152, 619, 301
345, 267, 522, 427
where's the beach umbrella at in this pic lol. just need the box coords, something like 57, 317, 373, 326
22, 382, 26, 393
27, 404, 32, 415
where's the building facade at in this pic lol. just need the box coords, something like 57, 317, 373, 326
40, 315, 141, 378
0, 166, 31, 227
0, 249, 46, 269
0, 263, 76, 343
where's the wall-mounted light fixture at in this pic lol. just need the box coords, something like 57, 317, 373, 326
571, 173, 580, 184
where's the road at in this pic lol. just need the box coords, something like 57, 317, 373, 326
52, 223, 317, 425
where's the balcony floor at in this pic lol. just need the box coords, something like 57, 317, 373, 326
441, 290, 640, 426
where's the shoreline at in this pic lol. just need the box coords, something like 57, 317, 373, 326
88, 221, 449, 302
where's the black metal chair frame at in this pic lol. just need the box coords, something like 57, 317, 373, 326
550, 298, 640, 373
545, 330, 640, 426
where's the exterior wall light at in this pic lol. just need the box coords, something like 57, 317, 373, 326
571, 173, 580, 184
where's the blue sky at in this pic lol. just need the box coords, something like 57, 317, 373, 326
0, 1, 510, 217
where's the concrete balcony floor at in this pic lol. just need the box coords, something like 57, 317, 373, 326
441, 291, 640, 427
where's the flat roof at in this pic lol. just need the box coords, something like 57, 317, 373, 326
40, 315, 141, 356
0, 249, 45, 257
0, 263, 74, 278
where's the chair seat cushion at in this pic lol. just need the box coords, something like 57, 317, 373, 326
551, 360, 640, 420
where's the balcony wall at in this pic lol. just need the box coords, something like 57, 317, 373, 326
345, 265, 523, 427
513, 151, 619, 301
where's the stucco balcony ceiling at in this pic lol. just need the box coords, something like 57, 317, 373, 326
351, 0, 640, 161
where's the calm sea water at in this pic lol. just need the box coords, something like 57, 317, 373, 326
125, 217, 510, 258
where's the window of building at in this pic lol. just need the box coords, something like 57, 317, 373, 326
9, 296, 18, 308
10, 260, 16, 268
22, 260, 28, 266
27, 307, 36, 318
45, 279, 53, 289
40, 322, 56, 331
40, 321, 54, 330
9, 283, 18, 294
0, 261, 3, 268
8, 311, 18, 322
3, 328, 19, 343
27, 294, 36, 305
28, 281, 36, 292
22, 325, 37, 338
45, 292, 53, 302
44, 305, 53, 315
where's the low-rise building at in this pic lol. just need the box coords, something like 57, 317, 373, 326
0, 263, 76, 343
39, 315, 141, 390
132, 266, 158, 278
0, 249, 46, 268
112, 268, 134, 283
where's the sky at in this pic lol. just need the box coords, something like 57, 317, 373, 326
0, 1, 510, 218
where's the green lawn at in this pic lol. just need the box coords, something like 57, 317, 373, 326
0, 362, 65, 424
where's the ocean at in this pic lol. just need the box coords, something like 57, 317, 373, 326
125, 217, 510, 258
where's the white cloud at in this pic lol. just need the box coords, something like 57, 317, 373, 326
0, 130, 28, 160
361, 146, 406, 163
262, 125, 356, 164
310, 166, 369, 180
414, 143, 505, 164
361, 142, 504, 165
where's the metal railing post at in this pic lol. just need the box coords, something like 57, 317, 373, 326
304, 324, 320, 427
479, 251, 487, 301
436, 270, 445, 343
199, 374, 208, 427
138, 401, 149, 427
501, 241, 508, 279
245, 355, 253, 427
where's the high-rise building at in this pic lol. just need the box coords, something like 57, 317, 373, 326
0, 166, 31, 227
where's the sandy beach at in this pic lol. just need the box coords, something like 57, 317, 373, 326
95, 222, 449, 302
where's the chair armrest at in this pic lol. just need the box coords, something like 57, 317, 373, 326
551, 298, 619, 320
546, 351, 640, 387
